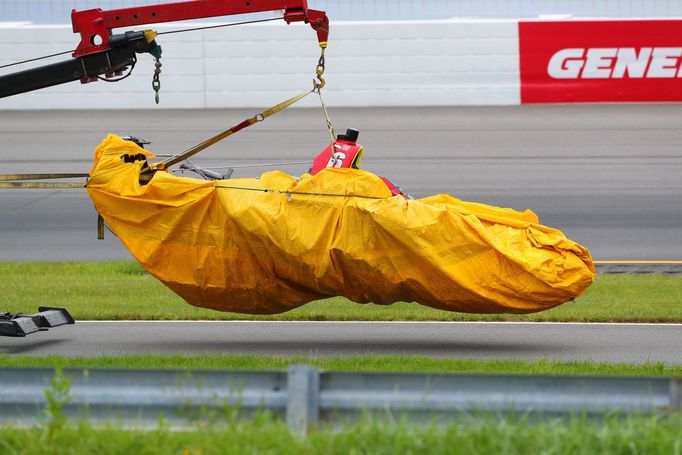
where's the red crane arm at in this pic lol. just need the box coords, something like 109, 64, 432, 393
71, 0, 329, 57
0, 0, 329, 98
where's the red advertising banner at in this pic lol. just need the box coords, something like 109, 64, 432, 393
519, 20, 682, 103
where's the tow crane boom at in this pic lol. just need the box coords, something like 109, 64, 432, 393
0, 0, 329, 98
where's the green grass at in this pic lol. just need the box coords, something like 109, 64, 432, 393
2, 413, 682, 454
1, 261, 681, 322
1, 355, 682, 376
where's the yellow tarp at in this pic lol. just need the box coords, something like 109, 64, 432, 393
87, 134, 594, 314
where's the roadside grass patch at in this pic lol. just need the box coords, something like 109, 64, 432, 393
0, 412, 681, 454
0, 355, 681, 376
1, 262, 681, 322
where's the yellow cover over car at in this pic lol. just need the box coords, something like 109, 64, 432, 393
87, 134, 594, 314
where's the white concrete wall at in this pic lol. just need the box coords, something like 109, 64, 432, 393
6, 0, 682, 22
0, 19, 520, 109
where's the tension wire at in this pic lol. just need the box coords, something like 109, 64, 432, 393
0, 16, 285, 70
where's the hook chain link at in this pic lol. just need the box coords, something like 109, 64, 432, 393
152, 57, 162, 104
313, 47, 326, 92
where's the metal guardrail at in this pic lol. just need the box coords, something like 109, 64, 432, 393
0, 366, 680, 435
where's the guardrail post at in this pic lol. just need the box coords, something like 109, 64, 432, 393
286, 364, 320, 437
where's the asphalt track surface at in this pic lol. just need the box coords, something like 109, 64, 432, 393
1, 105, 681, 261
1, 321, 681, 364
1, 107, 680, 362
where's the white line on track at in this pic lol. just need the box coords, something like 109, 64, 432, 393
595, 260, 682, 264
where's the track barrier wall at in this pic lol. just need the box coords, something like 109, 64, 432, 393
1, 18, 681, 109
5, 1, 682, 23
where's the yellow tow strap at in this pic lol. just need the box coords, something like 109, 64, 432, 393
0, 182, 86, 188
0, 173, 88, 181
0, 173, 88, 188
156, 43, 330, 171
156, 89, 313, 171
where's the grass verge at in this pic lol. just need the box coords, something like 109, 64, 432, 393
1, 261, 681, 322
1, 413, 681, 454
1, 355, 682, 376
